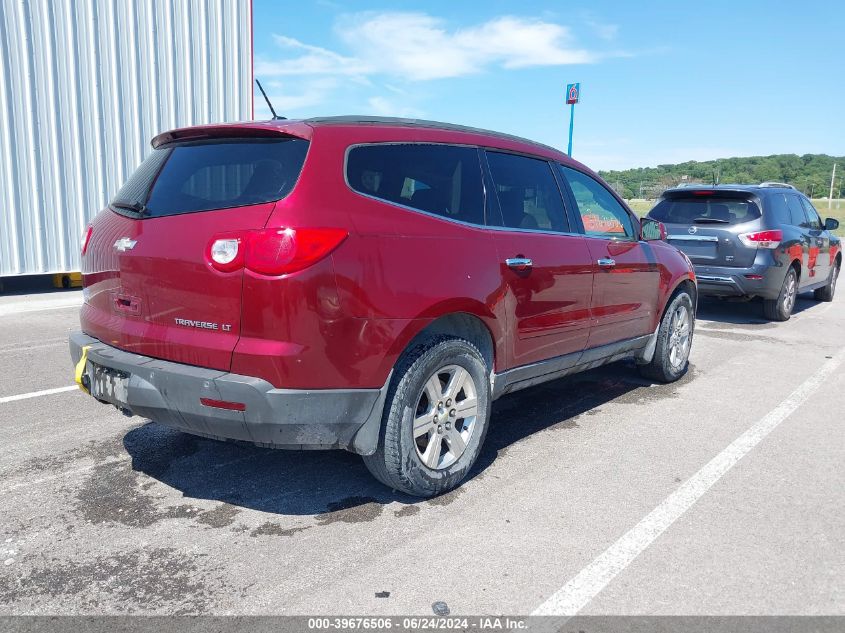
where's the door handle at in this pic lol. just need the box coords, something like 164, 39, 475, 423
505, 257, 533, 271
597, 258, 616, 268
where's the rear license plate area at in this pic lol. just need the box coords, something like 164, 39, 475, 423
670, 241, 716, 261
87, 362, 130, 404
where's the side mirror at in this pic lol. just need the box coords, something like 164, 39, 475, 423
825, 217, 839, 231
641, 217, 667, 241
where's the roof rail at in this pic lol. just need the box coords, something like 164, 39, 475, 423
759, 181, 796, 189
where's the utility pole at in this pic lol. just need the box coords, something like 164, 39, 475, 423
828, 163, 837, 210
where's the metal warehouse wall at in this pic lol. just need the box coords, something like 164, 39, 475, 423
0, 0, 253, 276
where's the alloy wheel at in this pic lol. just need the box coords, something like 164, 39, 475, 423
783, 273, 797, 313
413, 365, 479, 470
668, 304, 692, 370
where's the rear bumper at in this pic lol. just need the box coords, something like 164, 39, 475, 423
69, 331, 388, 455
693, 262, 786, 299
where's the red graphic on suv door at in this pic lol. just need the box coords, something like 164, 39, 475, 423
808, 245, 820, 277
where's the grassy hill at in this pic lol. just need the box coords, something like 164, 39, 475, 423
599, 153, 843, 200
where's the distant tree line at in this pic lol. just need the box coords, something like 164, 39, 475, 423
599, 154, 843, 199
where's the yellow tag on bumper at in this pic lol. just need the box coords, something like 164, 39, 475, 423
74, 345, 90, 394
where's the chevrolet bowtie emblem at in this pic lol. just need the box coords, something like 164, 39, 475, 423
113, 237, 137, 252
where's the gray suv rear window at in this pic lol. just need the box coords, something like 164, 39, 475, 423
649, 196, 761, 225
346, 143, 484, 225
111, 138, 309, 217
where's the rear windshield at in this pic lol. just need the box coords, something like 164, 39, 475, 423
649, 196, 761, 225
110, 137, 309, 217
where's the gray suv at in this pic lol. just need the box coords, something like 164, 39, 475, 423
648, 183, 841, 321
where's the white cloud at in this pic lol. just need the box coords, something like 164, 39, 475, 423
254, 11, 612, 117
255, 78, 340, 117
257, 12, 598, 82
336, 12, 595, 80
584, 18, 619, 41
254, 34, 371, 79
366, 96, 424, 119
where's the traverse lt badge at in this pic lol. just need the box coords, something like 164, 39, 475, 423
113, 237, 137, 252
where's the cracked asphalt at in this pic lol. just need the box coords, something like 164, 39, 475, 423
0, 287, 842, 615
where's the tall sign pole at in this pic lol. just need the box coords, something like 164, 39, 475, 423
566, 83, 580, 156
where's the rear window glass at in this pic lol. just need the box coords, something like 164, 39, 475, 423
767, 193, 792, 226
111, 138, 309, 217
649, 196, 761, 225
346, 144, 484, 225
486, 152, 569, 232
786, 194, 808, 226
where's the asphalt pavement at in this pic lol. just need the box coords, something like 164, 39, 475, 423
0, 287, 842, 616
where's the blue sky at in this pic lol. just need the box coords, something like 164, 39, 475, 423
252, 0, 844, 171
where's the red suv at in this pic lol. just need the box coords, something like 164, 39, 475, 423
71, 116, 696, 496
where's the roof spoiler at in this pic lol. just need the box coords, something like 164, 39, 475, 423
151, 123, 311, 149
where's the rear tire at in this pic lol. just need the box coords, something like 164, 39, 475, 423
813, 263, 839, 302
363, 336, 491, 497
763, 267, 798, 321
638, 289, 694, 383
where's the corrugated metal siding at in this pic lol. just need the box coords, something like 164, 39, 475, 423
0, 0, 253, 276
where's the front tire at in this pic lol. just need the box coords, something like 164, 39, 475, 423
763, 267, 798, 321
363, 336, 491, 497
813, 262, 839, 302
638, 290, 694, 383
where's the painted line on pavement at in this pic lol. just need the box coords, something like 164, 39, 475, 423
0, 386, 78, 404
532, 348, 845, 617
0, 295, 82, 317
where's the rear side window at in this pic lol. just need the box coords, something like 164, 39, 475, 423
649, 196, 761, 225
485, 151, 568, 232
767, 193, 792, 226
560, 166, 634, 239
785, 194, 808, 226
346, 144, 484, 225
111, 138, 309, 217
800, 197, 823, 229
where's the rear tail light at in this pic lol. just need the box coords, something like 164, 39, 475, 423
80, 226, 93, 255
206, 235, 244, 272
738, 229, 782, 249
206, 228, 348, 275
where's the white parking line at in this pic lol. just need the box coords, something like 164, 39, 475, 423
532, 348, 845, 617
0, 339, 69, 354
0, 295, 82, 317
0, 386, 78, 404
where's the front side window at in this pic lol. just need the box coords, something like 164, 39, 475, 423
560, 166, 635, 239
346, 144, 484, 225
485, 151, 568, 232
111, 138, 309, 217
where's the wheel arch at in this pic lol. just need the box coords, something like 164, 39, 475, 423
660, 275, 697, 323
398, 311, 498, 374
349, 310, 499, 457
